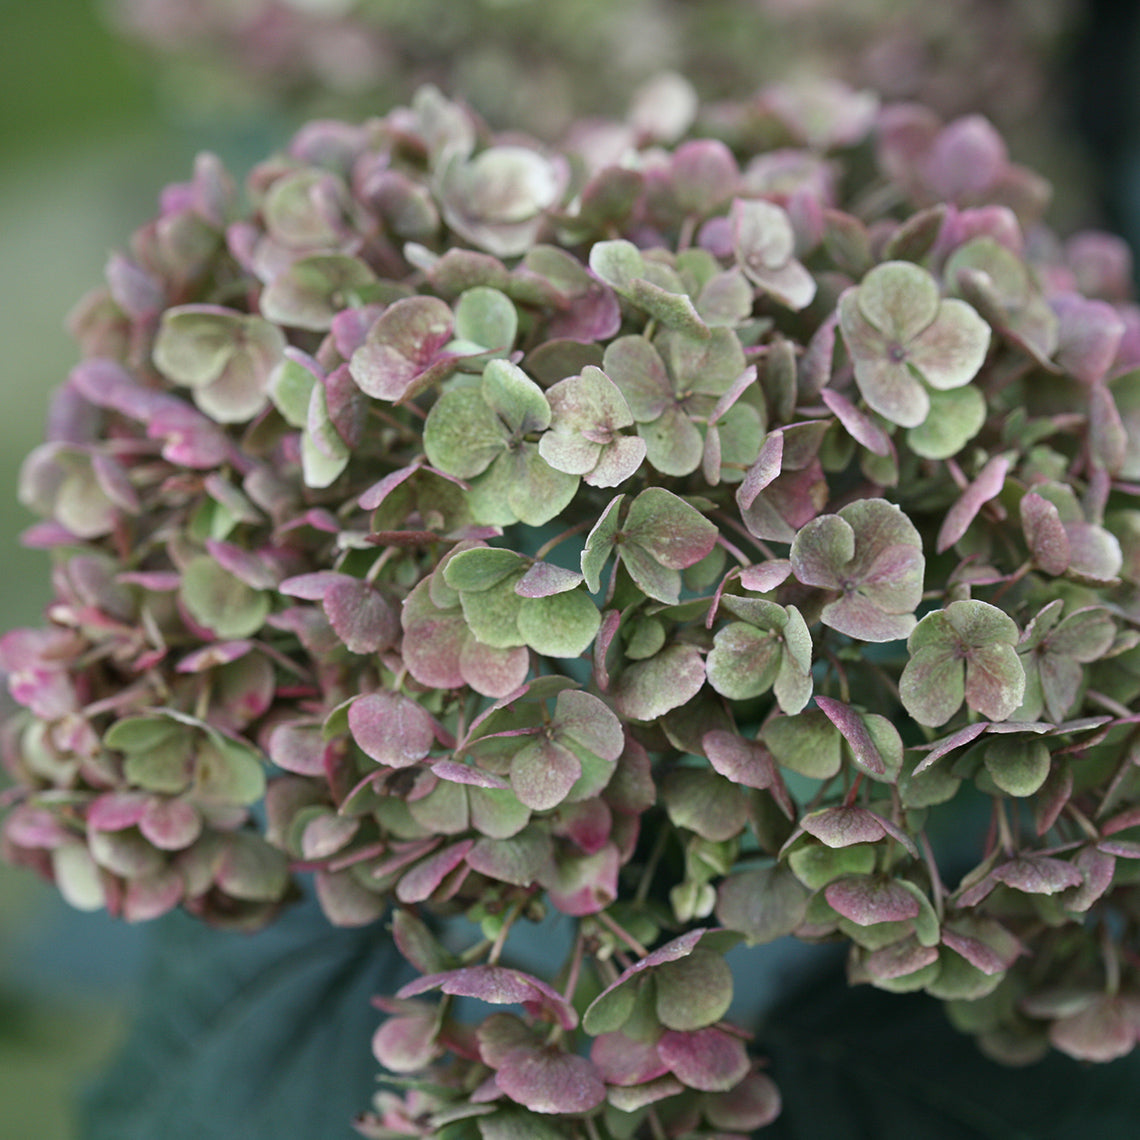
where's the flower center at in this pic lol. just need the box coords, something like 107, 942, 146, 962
887, 342, 907, 363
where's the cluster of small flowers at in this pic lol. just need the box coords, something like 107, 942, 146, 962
5, 78, 1140, 1137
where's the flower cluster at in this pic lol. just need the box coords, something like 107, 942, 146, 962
5, 80, 1140, 1137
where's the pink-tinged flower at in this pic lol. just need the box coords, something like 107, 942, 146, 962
838, 260, 990, 457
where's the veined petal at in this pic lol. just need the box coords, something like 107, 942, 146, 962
907, 298, 991, 390
856, 260, 940, 342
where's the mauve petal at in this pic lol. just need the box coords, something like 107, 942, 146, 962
590, 1033, 669, 1086
1054, 294, 1126, 384
703, 730, 781, 790
814, 696, 886, 776
123, 869, 183, 922
923, 115, 1008, 200
543, 843, 621, 916
510, 737, 581, 812
398, 966, 578, 1031
937, 455, 1011, 552
4, 805, 73, 849
402, 615, 468, 691
736, 430, 784, 511
821, 388, 891, 455
586, 434, 646, 488
86, 792, 149, 832
139, 797, 202, 850
965, 642, 1026, 722
825, 875, 922, 925
324, 579, 399, 654
853, 357, 930, 428
746, 259, 817, 311
147, 402, 234, 468
1020, 493, 1071, 575
732, 198, 795, 271
821, 591, 917, 643
992, 855, 1083, 895
863, 938, 940, 981
373, 1013, 443, 1074
267, 722, 328, 777
549, 279, 622, 342
396, 839, 474, 904
1050, 996, 1139, 1062
349, 692, 435, 769
658, 1026, 750, 1092
551, 799, 613, 855
856, 543, 926, 612
801, 805, 887, 848
6, 666, 78, 720
459, 639, 530, 699
495, 1047, 606, 1114
358, 462, 423, 511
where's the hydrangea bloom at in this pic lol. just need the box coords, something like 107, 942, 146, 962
5, 81, 1140, 1137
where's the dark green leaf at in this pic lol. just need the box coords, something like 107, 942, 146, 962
759, 961, 1140, 1140
82, 901, 415, 1140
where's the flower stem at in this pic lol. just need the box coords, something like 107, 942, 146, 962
995, 798, 1015, 857
716, 532, 753, 568
488, 895, 528, 964
366, 545, 397, 583
534, 518, 593, 561
1087, 690, 1135, 720
825, 650, 851, 703
677, 214, 696, 252
712, 509, 777, 561
460, 938, 493, 964
635, 824, 670, 905
561, 929, 586, 1004
1064, 802, 1100, 841
1103, 922, 1121, 995
988, 558, 1032, 605
919, 831, 945, 920
595, 909, 650, 958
